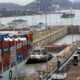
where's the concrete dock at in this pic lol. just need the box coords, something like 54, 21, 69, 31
19, 44, 78, 80
33, 26, 68, 46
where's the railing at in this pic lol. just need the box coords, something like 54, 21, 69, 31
43, 45, 77, 80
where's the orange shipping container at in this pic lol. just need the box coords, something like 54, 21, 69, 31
2, 41, 9, 48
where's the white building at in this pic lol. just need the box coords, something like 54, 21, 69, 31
32, 23, 46, 31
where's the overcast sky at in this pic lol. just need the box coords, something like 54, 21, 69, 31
0, 0, 79, 5
0, 0, 35, 5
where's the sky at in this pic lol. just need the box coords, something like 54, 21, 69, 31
0, 0, 79, 5
0, 0, 35, 5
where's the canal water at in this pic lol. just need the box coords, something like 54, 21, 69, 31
54, 34, 80, 45
0, 10, 80, 26
20, 34, 80, 77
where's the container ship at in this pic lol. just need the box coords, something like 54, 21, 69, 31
61, 11, 75, 18
0, 31, 33, 80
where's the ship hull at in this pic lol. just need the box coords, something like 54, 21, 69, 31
61, 13, 75, 18
26, 54, 53, 64
1, 59, 27, 80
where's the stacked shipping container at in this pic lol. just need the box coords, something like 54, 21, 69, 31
0, 32, 33, 73
0, 34, 10, 72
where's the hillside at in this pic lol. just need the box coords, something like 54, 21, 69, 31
24, 0, 73, 13
0, 3, 21, 9
0, 0, 80, 16
24, 0, 80, 14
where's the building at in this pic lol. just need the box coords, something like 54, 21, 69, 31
8, 19, 28, 29
32, 23, 46, 31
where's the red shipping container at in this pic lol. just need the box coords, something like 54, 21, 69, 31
0, 42, 2, 48
9, 41, 22, 47
22, 45, 30, 57
9, 41, 15, 46
23, 51, 28, 57
23, 52, 27, 58
24, 45, 30, 49
2, 41, 9, 48
23, 50, 29, 57
25, 33, 33, 42
0, 62, 2, 69
16, 41, 22, 44
23, 51, 30, 58
2, 53, 10, 67
22, 45, 30, 52
0, 42, 9, 48
17, 48, 22, 54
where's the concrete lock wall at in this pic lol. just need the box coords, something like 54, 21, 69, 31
33, 27, 68, 46
68, 25, 80, 34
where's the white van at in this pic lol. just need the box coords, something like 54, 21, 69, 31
51, 73, 67, 80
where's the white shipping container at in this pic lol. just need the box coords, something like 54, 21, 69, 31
10, 51, 16, 63
10, 56, 16, 63
10, 51, 16, 58
10, 50, 16, 54
17, 43, 22, 49
10, 46, 16, 52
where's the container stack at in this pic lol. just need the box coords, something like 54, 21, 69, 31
0, 32, 33, 73
0, 34, 9, 72
2, 41, 10, 68
26, 33, 33, 42
16, 41, 23, 62
10, 41, 16, 67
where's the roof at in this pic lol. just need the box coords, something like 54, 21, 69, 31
32, 22, 45, 29
13, 19, 27, 23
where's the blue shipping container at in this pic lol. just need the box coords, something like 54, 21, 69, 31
17, 54, 23, 61
0, 34, 9, 42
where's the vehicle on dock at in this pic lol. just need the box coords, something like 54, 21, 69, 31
26, 46, 53, 64
72, 54, 79, 66
51, 73, 67, 80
